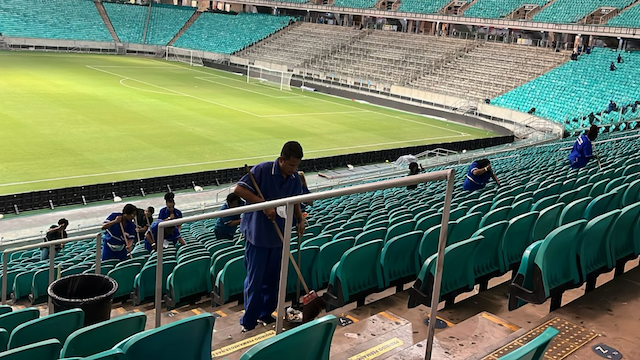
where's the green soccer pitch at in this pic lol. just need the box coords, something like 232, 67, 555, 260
0, 51, 496, 195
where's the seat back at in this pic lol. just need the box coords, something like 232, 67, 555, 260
210, 249, 244, 286
287, 247, 319, 294
8, 309, 84, 350
60, 313, 147, 358
578, 210, 620, 280
448, 212, 482, 245
509, 198, 532, 219
575, 183, 593, 199
589, 179, 609, 198
384, 220, 417, 242
491, 196, 515, 211
115, 313, 214, 360
471, 221, 510, 277
535, 220, 587, 298
107, 263, 143, 299
239, 315, 338, 360
214, 256, 246, 304
531, 195, 560, 212
479, 206, 511, 228
168, 256, 210, 304
609, 202, 640, 263
622, 179, 640, 207
355, 227, 385, 246
415, 213, 441, 232
332, 228, 362, 242
301, 234, 333, 249
584, 192, 615, 220
0, 339, 61, 360
316, 238, 354, 288
497, 327, 559, 360
331, 240, 384, 304
83, 348, 126, 360
381, 231, 422, 287
134, 261, 176, 304
469, 201, 492, 216
0, 309, 39, 338
531, 203, 564, 241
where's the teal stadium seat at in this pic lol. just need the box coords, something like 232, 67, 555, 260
316, 238, 355, 288
498, 327, 559, 360
8, 309, 84, 350
0, 339, 61, 360
166, 256, 211, 308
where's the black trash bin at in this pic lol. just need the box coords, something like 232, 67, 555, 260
48, 273, 118, 326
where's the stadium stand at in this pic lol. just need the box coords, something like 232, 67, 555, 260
409, 42, 567, 100
145, 4, 196, 46
463, 0, 551, 19
493, 48, 640, 131
607, 2, 640, 26
397, 0, 468, 14
0, 0, 112, 42
532, 0, 636, 23
102, 2, 147, 44
333, 0, 380, 9
172, 13, 294, 54
237, 23, 364, 69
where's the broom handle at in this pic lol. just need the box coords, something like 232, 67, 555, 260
245, 165, 311, 294
119, 222, 134, 259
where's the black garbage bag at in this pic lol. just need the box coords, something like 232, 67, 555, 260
48, 273, 118, 326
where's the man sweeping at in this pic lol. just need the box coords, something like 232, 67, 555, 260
234, 141, 306, 332
569, 125, 599, 169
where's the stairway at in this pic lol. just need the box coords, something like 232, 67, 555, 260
167, 10, 201, 47
94, 0, 120, 43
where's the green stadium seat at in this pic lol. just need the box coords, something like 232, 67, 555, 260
531, 203, 564, 241
239, 315, 338, 360
30, 269, 55, 305
584, 193, 616, 220
81, 348, 126, 360
589, 179, 609, 198
622, 179, 640, 206
559, 197, 592, 225
385, 220, 417, 242
362, 219, 388, 233
447, 207, 468, 222
479, 206, 511, 227
577, 210, 620, 289
0, 309, 39, 341
0, 330, 7, 352
471, 221, 510, 283
323, 240, 384, 308
212, 256, 245, 305
415, 213, 441, 232
8, 309, 84, 350
381, 231, 422, 288
286, 247, 320, 294
509, 221, 587, 311
12, 270, 37, 302
60, 313, 147, 358
332, 228, 362, 242
497, 327, 559, 360
418, 222, 455, 263
609, 202, 640, 272
531, 195, 560, 212
408, 236, 483, 308
513, 192, 534, 204
342, 218, 365, 231
0, 307, 10, 317
389, 213, 413, 226
210, 248, 244, 288
115, 313, 215, 360
0, 339, 61, 360
469, 201, 492, 215
316, 238, 355, 288
301, 234, 333, 249
491, 196, 515, 211
448, 212, 482, 245
166, 256, 210, 308
132, 259, 177, 305
112, 258, 144, 270
107, 264, 143, 300
355, 227, 385, 246
574, 184, 593, 200
604, 177, 625, 193
509, 198, 532, 219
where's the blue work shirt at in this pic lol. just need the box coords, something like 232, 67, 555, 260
569, 134, 593, 169
238, 159, 303, 248
215, 201, 244, 238
158, 207, 182, 221
145, 220, 182, 251
103, 212, 136, 247
463, 162, 492, 191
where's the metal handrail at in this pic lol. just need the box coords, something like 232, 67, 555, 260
1, 233, 102, 313
156, 169, 455, 360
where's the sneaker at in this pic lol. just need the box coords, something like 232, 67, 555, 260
241, 326, 254, 333
258, 316, 276, 326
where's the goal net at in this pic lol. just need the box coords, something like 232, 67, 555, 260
165, 46, 204, 67
247, 65, 293, 91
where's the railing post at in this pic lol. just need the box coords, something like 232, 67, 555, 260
155, 226, 165, 328
425, 169, 455, 360
1, 252, 8, 304
275, 203, 294, 335
95, 234, 102, 275
48, 244, 55, 313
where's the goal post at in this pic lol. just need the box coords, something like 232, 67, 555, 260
165, 46, 204, 67
247, 65, 293, 91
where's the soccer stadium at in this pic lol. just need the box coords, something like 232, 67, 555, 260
1, 0, 640, 358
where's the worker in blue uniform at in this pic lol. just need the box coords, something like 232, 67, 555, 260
158, 192, 182, 221
569, 125, 599, 169
101, 204, 137, 261
214, 193, 245, 241
144, 219, 186, 252
463, 158, 500, 191
234, 141, 306, 332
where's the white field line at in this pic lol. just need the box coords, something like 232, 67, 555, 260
86, 65, 261, 117
119, 78, 182, 96
258, 110, 368, 117
195, 76, 297, 99
0, 134, 466, 188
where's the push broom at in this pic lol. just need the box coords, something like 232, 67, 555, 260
244, 165, 324, 323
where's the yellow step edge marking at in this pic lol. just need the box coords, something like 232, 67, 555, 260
211, 330, 276, 357
378, 311, 402, 323
132, 309, 140, 313
116, 307, 126, 314
170, 310, 179, 314
345, 315, 359, 323
215, 310, 227, 317
192, 309, 201, 315
480, 313, 520, 332
348, 338, 404, 360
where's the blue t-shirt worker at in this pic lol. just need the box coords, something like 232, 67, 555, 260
101, 204, 137, 261
463, 158, 500, 191
569, 125, 599, 169
234, 141, 306, 332
158, 192, 183, 221
214, 193, 245, 240
144, 220, 186, 252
